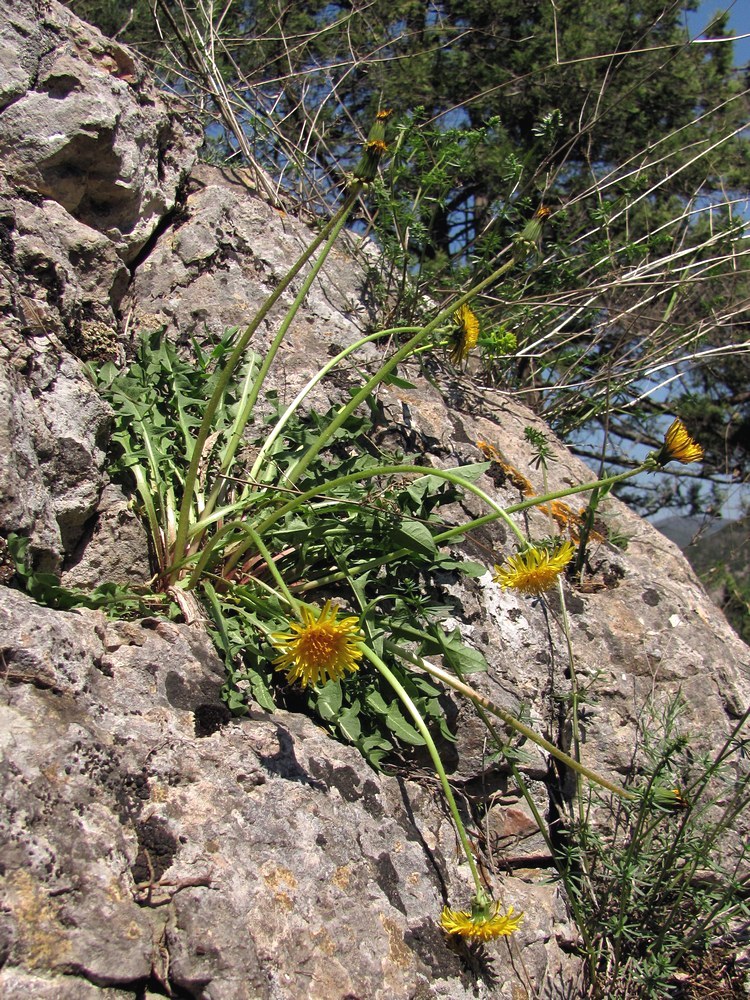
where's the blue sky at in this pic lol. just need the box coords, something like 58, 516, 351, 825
685, 1, 750, 68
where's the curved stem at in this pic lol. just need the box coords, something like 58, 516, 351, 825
248, 326, 422, 483
290, 463, 653, 594
361, 645, 484, 896
283, 255, 519, 488
202, 199, 361, 523
252, 463, 526, 544
184, 520, 297, 618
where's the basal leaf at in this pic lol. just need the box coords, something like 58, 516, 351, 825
338, 702, 362, 742
317, 681, 343, 720
394, 519, 437, 557
386, 704, 426, 745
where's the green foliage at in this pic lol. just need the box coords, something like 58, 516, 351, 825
560, 698, 750, 997
64, 0, 749, 514
95, 329, 486, 766
91, 328, 262, 579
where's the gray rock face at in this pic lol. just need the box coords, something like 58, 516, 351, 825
126, 165, 377, 362
1, 3, 749, 999
0, 0, 199, 569
0, 587, 580, 999
0, 325, 112, 571
0, 0, 200, 264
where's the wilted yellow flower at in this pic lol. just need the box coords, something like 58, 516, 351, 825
440, 900, 524, 942
493, 541, 575, 596
642, 785, 690, 812
449, 304, 480, 365
513, 204, 551, 259
272, 601, 363, 688
658, 418, 704, 465
352, 110, 392, 183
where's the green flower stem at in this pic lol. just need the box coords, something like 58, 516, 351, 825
388, 643, 635, 801
201, 199, 362, 525
220, 463, 522, 586
293, 464, 652, 593
502, 466, 647, 515
233, 523, 300, 619
251, 463, 526, 544
248, 326, 422, 483
432, 464, 650, 547
556, 577, 585, 822
168, 189, 360, 583
282, 329, 430, 486
360, 645, 485, 897
283, 255, 519, 489
464, 699, 598, 967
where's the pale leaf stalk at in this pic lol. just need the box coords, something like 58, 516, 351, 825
248, 326, 422, 484
293, 464, 652, 593
388, 642, 635, 800
282, 254, 519, 487
200, 197, 362, 527
169, 188, 361, 582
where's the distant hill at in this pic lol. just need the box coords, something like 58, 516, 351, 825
686, 516, 750, 586
654, 514, 749, 643
653, 514, 725, 552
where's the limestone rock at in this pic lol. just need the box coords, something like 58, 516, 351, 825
126, 165, 377, 364
0, 586, 580, 999
0, 0, 200, 264
0, 328, 112, 571
0, 0, 199, 568
61, 483, 151, 590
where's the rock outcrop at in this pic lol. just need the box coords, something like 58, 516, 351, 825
0, 0, 199, 571
1, 3, 748, 999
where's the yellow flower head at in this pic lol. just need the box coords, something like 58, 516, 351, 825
449, 304, 480, 365
271, 601, 363, 689
440, 899, 524, 942
493, 541, 575, 596
657, 418, 704, 465
644, 785, 690, 812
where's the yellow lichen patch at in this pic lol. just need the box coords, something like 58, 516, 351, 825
274, 891, 294, 912
262, 864, 297, 909
6, 870, 71, 969
332, 864, 352, 890
380, 915, 412, 969
149, 781, 169, 803
105, 877, 127, 903
312, 927, 338, 956
262, 865, 298, 891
